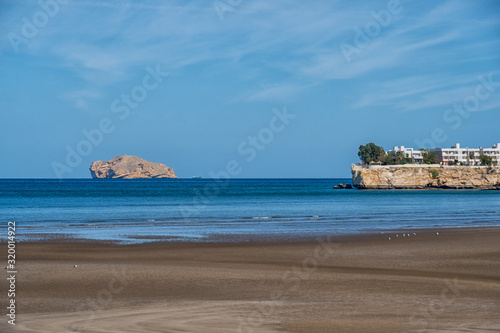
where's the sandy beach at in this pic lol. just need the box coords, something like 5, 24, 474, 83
2, 227, 500, 332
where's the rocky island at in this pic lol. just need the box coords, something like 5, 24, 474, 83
352, 164, 500, 189
89, 155, 177, 179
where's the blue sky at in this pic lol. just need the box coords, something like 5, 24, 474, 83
1, 0, 499, 178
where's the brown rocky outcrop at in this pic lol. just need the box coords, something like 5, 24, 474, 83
351, 164, 500, 189
90, 155, 177, 179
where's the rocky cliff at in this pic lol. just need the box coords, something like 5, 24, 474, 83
351, 164, 500, 189
90, 155, 177, 179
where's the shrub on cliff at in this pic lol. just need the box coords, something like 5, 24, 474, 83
428, 169, 439, 179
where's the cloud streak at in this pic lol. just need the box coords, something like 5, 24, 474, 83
1, 0, 499, 110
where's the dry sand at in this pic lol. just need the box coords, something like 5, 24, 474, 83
1, 227, 500, 332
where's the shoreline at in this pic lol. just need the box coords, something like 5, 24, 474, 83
5, 225, 500, 245
2, 226, 500, 332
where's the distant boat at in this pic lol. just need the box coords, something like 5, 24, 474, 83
192, 176, 202, 179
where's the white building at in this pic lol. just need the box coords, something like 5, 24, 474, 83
433, 143, 500, 165
385, 143, 499, 165
387, 146, 423, 163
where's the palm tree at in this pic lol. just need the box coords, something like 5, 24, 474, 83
395, 151, 405, 164
469, 152, 475, 166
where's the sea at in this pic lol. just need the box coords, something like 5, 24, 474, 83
1, 178, 500, 243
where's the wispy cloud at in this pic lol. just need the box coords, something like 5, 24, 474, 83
2, 0, 498, 108
235, 82, 313, 102
61, 89, 103, 109
354, 71, 500, 113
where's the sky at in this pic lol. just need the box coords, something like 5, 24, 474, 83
0, 0, 499, 178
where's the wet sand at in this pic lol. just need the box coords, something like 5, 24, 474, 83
1, 227, 500, 332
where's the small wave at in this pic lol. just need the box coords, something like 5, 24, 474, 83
251, 216, 272, 219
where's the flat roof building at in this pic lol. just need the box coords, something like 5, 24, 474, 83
433, 143, 500, 165
387, 146, 423, 163
385, 143, 499, 165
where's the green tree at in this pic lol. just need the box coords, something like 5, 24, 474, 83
358, 143, 385, 164
395, 151, 405, 164
381, 152, 396, 165
479, 154, 493, 166
420, 149, 437, 164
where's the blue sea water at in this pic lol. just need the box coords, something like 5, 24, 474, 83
1, 178, 499, 243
